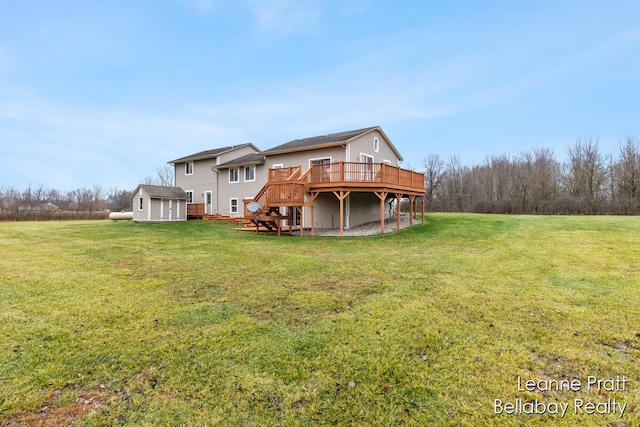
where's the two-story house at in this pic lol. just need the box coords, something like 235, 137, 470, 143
169, 143, 261, 217
167, 126, 425, 235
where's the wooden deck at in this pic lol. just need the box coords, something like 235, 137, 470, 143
190, 162, 426, 236
246, 162, 426, 236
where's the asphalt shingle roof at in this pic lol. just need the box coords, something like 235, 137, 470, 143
133, 185, 188, 199
168, 143, 258, 164
263, 126, 379, 153
216, 153, 266, 169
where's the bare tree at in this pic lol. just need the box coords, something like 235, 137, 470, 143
612, 136, 640, 214
421, 154, 444, 209
513, 151, 534, 213
157, 164, 175, 186
564, 138, 609, 214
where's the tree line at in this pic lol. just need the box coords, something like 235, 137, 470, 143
3, 139, 639, 220
422, 136, 640, 215
0, 165, 174, 221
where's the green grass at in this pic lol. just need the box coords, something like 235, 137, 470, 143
0, 214, 639, 426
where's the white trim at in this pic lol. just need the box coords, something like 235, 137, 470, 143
229, 167, 239, 183
360, 153, 374, 163
308, 157, 332, 167
230, 198, 239, 214
383, 159, 391, 165
185, 190, 193, 204
373, 136, 380, 153
244, 165, 256, 182
160, 199, 164, 219
185, 162, 194, 175
204, 191, 213, 214
147, 197, 151, 221
272, 163, 284, 169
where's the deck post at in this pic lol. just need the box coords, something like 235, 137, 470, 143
409, 195, 416, 225
395, 193, 402, 230
309, 192, 320, 236
298, 206, 303, 236
374, 191, 388, 234
333, 190, 350, 236
422, 195, 425, 223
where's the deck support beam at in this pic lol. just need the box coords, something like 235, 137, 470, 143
308, 192, 320, 236
374, 191, 388, 234
408, 195, 416, 225
333, 190, 351, 236
395, 193, 402, 230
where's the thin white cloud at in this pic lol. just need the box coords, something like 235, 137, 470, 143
244, 0, 323, 34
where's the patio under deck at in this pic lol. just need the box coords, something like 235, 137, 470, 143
247, 162, 426, 236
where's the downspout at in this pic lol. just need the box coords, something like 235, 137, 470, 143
344, 142, 350, 229
211, 165, 219, 215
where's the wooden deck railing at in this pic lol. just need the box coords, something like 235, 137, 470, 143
187, 203, 204, 217
264, 182, 307, 205
268, 166, 301, 182
308, 162, 425, 192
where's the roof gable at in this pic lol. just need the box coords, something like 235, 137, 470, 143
264, 127, 379, 154
168, 143, 260, 164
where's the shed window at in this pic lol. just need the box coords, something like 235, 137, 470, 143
138, 196, 143, 211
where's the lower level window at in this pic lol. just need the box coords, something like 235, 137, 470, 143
230, 198, 239, 214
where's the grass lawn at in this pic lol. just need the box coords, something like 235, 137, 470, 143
0, 214, 638, 426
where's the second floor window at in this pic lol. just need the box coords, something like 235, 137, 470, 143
245, 165, 256, 182
185, 162, 194, 175
229, 168, 239, 183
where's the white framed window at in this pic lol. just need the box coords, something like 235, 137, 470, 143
185, 190, 193, 204
272, 163, 283, 169
244, 165, 256, 182
373, 137, 380, 153
185, 162, 194, 175
360, 153, 374, 163
309, 157, 331, 166
230, 198, 239, 214
229, 168, 239, 183
310, 157, 332, 182
138, 196, 143, 211
383, 159, 392, 165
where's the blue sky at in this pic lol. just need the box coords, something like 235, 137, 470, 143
1, 0, 639, 191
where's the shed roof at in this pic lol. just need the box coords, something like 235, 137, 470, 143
131, 185, 188, 199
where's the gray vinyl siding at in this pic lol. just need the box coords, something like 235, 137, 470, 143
132, 187, 187, 222
265, 146, 346, 170
216, 164, 268, 216
347, 130, 401, 165
174, 145, 260, 215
